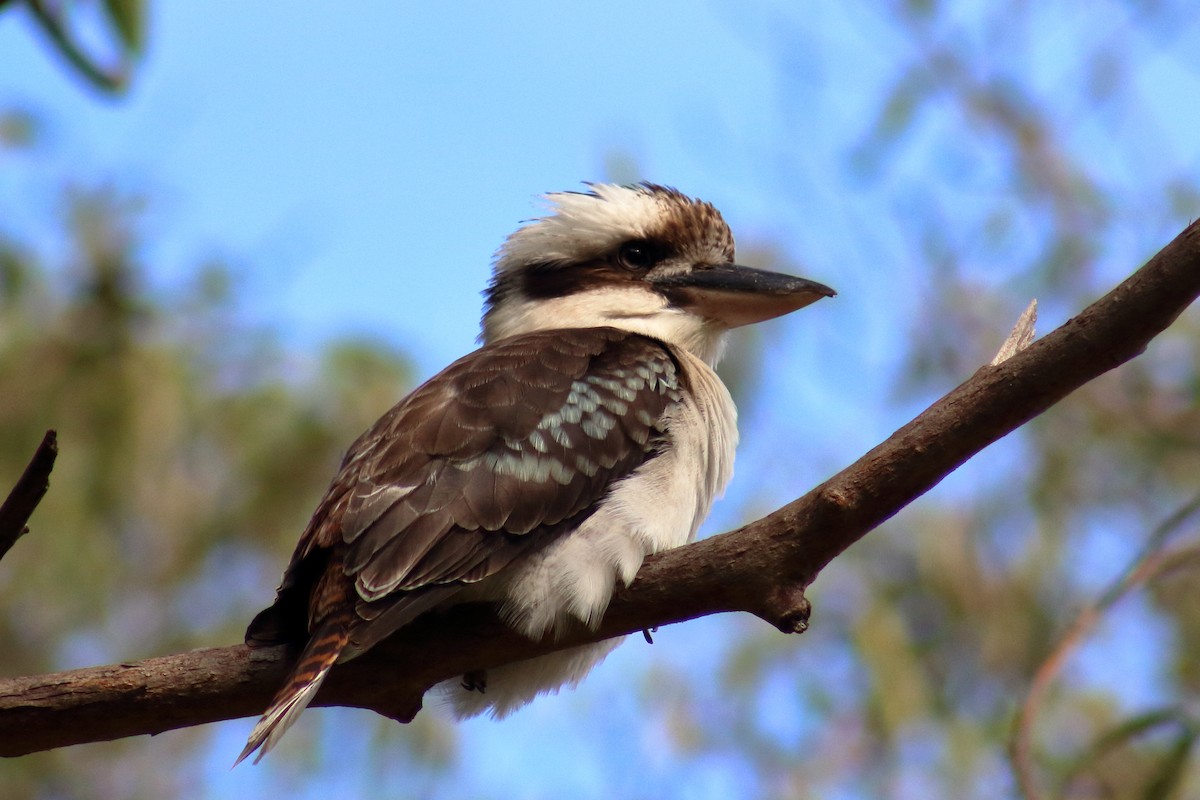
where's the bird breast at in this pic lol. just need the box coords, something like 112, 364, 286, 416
480, 349, 738, 639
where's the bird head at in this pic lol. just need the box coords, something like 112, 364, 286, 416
482, 183, 834, 364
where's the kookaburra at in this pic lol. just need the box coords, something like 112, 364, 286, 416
237, 183, 834, 763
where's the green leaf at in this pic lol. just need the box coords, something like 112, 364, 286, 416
1060, 708, 1197, 798
104, 0, 144, 54
1090, 708, 1186, 756
1144, 724, 1197, 800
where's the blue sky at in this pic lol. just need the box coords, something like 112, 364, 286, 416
0, 2, 911, 412
4, 2, 831, 364
3, 2, 1197, 798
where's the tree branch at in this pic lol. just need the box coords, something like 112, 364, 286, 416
0, 430, 58, 564
1, 219, 1198, 757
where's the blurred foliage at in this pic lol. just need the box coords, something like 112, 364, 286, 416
628, 2, 1200, 798
0, 124, 462, 798
1, 0, 145, 94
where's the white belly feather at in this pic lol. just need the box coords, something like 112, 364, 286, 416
439, 352, 737, 718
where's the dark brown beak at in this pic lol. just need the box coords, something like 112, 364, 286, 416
653, 264, 835, 328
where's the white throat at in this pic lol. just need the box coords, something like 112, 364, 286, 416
482, 285, 730, 366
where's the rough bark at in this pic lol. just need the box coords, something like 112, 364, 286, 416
1, 219, 1198, 757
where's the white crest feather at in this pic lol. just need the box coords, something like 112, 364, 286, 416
495, 184, 669, 272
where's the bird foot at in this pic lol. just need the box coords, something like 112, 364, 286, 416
461, 670, 488, 693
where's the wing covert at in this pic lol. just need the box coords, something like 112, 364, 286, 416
344, 328, 683, 601
247, 327, 685, 648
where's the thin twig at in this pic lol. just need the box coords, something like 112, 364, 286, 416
1009, 492, 1200, 800
0, 430, 58, 564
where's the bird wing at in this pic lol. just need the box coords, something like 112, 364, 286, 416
246, 327, 683, 650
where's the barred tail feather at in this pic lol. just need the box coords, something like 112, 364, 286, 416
235, 615, 352, 766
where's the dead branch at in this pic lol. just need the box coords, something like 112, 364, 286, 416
1, 219, 1198, 757
991, 299, 1037, 365
0, 430, 58, 564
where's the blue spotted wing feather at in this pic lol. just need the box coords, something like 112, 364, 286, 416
246, 327, 683, 650
240, 328, 683, 762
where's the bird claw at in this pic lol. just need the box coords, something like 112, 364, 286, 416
461, 670, 488, 693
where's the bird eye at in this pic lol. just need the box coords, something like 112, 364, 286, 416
618, 240, 657, 270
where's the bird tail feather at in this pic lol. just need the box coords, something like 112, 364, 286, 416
235, 611, 352, 766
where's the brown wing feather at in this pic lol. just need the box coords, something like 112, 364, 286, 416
240, 328, 683, 762
246, 328, 682, 649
